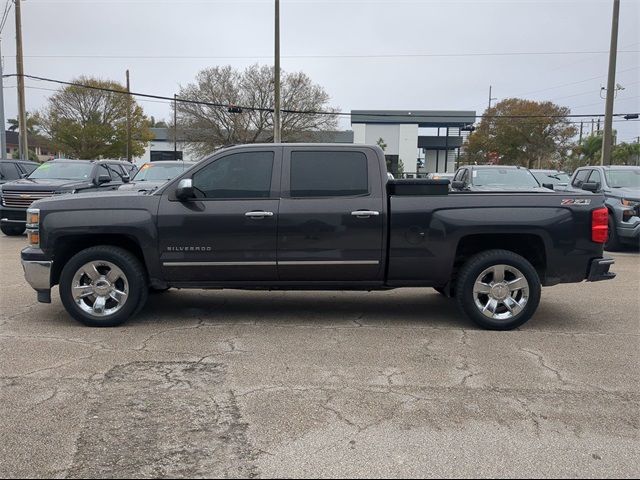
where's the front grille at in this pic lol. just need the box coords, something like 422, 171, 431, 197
1, 190, 56, 208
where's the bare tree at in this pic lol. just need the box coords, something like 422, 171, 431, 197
173, 65, 339, 157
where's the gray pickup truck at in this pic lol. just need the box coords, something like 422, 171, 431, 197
21, 144, 615, 330
567, 165, 640, 250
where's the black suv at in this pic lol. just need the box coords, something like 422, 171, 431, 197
0, 159, 137, 236
0, 159, 39, 185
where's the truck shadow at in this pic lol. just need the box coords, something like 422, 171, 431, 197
135, 289, 478, 330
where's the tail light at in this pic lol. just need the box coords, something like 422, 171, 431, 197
591, 207, 608, 243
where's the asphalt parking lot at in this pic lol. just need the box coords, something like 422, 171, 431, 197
0, 234, 638, 478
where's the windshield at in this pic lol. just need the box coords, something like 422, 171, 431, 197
533, 171, 571, 185
604, 169, 640, 189
473, 168, 540, 188
28, 161, 94, 180
133, 163, 189, 182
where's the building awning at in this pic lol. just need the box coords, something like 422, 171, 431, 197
418, 136, 463, 150
351, 110, 476, 128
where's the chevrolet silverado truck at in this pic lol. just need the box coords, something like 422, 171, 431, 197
21, 144, 615, 330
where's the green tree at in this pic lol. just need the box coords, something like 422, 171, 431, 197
11, 149, 39, 162
464, 98, 576, 169
40, 77, 153, 159
612, 141, 640, 165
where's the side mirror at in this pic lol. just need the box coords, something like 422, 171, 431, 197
96, 174, 111, 185
451, 180, 465, 190
542, 183, 554, 190
175, 178, 195, 201
581, 182, 600, 193
122, 174, 131, 183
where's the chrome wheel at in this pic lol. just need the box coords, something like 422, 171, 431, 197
71, 261, 129, 317
472, 264, 529, 321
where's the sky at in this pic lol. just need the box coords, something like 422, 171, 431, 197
1, 0, 639, 143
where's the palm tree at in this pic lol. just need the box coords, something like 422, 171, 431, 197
7, 112, 42, 136
578, 134, 603, 164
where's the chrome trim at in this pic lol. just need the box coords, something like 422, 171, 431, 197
163, 261, 277, 266
351, 210, 380, 218
278, 260, 380, 266
21, 259, 52, 291
162, 260, 380, 267
1, 218, 26, 223
245, 211, 274, 218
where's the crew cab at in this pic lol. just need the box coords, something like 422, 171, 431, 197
21, 144, 615, 330
1, 158, 137, 236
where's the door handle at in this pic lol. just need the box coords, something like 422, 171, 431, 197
351, 210, 380, 218
245, 211, 274, 218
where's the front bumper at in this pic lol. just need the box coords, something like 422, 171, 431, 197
587, 257, 616, 282
0, 206, 27, 225
21, 249, 53, 303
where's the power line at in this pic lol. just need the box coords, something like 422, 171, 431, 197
2, 73, 639, 121
0, 0, 12, 34
8, 50, 640, 61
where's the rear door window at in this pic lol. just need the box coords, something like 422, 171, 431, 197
289, 151, 368, 197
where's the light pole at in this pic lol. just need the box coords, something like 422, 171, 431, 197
600, 0, 620, 166
15, 0, 28, 160
273, 0, 281, 143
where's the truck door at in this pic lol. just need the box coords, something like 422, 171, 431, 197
157, 148, 281, 283
277, 147, 385, 282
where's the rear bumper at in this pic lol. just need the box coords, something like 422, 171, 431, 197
587, 257, 616, 282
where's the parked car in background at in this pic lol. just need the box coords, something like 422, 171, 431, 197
119, 161, 196, 193
0, 159, 137, 236
531, 169, 571, 189
450, 165, 551, 192
568, 165, 640, 250
0, 159, 39, 185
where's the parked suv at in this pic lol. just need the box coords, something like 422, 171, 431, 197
569, 165, 640, 250
0, 158, 137, 236
0, 159, 39, 185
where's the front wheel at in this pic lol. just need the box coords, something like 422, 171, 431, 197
455, 249, 541, 330
1, 224, 25, 236
59, 246, 148, 327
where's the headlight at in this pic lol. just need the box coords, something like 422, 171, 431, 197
621, 199, 640, 207
26, 208, 40, 247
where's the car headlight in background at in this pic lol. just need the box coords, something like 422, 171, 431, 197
26, 208, 40, 248
621, 198, 640, 207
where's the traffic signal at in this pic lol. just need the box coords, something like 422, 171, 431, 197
227, 105, 243, 114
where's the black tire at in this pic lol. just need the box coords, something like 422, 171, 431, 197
1, 224, 25, 236
59, 246, 148, 327
604, 214, 622, 252
455, 249, 541, 331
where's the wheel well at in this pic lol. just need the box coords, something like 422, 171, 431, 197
51, 234, 146, 285
453, 234, 547, 281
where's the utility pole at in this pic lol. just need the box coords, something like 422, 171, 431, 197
15, 0, 28, 160
579, 121, 584, 144
125, 70, 132, 162
273, 0, 281, 143
488, 85, 497, 111
174, 94, 178, 160
0, 39, 7, 158
600, 0, 620, 166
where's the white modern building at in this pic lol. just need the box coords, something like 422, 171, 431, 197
351, 110, 476, 175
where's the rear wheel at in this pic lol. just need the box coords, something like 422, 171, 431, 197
456, 249, 541, 330
59, 246, 148, 327
1, 224, 25, 236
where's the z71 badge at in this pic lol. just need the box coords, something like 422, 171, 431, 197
561, 199, 591, 206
